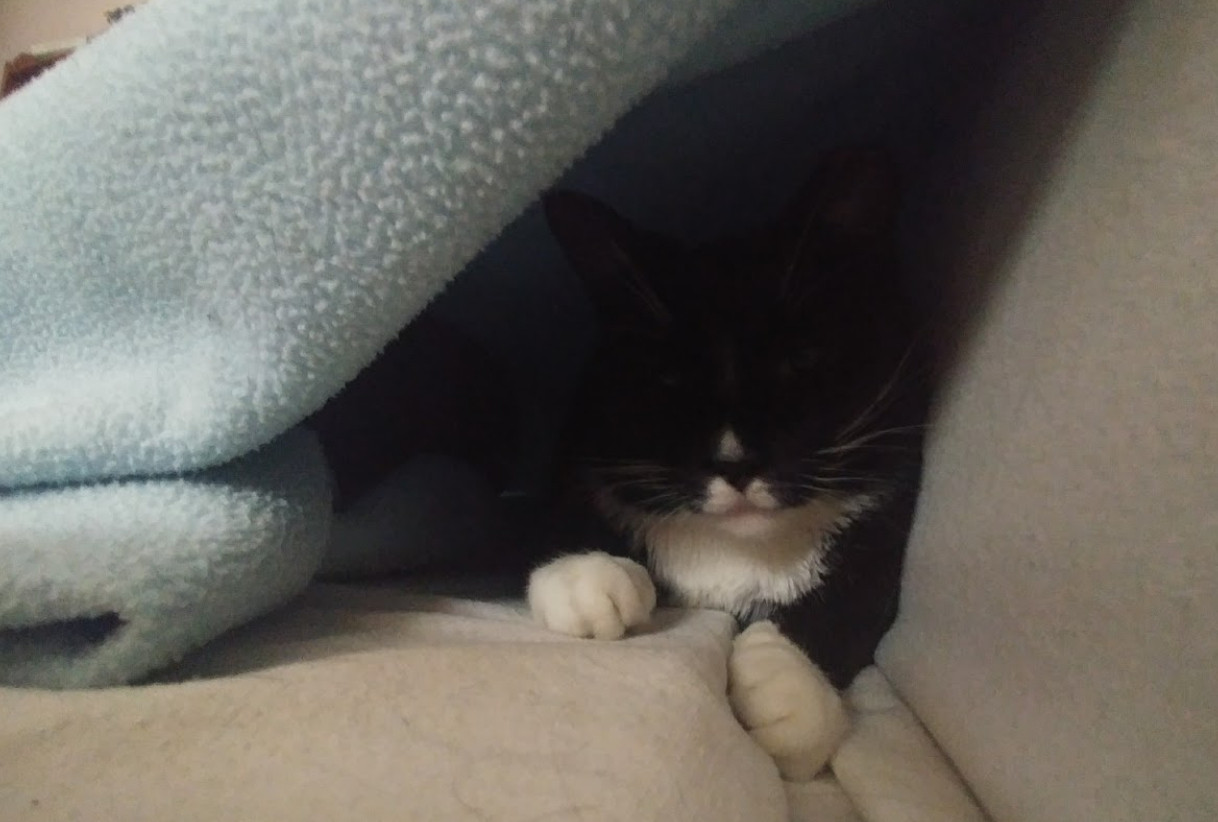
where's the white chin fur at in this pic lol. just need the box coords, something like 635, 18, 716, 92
595, 481, 873, 618
713, 511, 782, 538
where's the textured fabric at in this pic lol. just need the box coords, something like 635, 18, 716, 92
0, 0, 899, 689
878, 1, 1218, 820
0, 0, 991, 689
0, 0, 737, 487
0, 428, 331, 688
0, 586, 985, 822
0, 591, 786, 822
1, 0, 835, 687
833, 669, 987, 822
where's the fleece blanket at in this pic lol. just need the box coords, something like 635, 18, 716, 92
0, 0, 877, 687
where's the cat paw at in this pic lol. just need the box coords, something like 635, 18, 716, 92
527, 551, 657, 640
728, 620, 850, 782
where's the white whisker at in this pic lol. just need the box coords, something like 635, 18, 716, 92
819, 424, 925, 456
835, 344, 919, 442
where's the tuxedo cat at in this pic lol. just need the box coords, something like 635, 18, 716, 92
526, 148, 928, 780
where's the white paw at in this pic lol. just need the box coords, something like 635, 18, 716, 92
728, 620, 850, 782
527, 551, 657, 640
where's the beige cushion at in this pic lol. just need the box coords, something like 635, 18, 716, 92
0, 586, 983, 822
0, 589, 786, 822
879, 0, 1218, 819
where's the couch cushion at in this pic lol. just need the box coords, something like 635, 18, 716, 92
880, 0, 1218, 819
0, 587, 787, 822
0, 585, 985, 822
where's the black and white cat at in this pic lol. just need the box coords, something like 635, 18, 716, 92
526, 148, 928, 780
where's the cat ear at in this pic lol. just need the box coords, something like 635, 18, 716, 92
542, 190, 671, 326
778, 147, 900, 298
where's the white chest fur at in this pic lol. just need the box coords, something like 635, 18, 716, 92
611, 495, 870, 618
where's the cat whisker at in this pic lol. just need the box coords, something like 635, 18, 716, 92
790, 476, 875, 488
615, 486, 690, 505
653, 502, 696, 519
834, 343, 922, 442
820, 424, 925, 456
772, 479, 851, 496
598, 470, 670, 482
591, 468, 674, 485
779, 472, 889, 495
791, 487, 841, 498
579, 456, 666, 467
804, 460, 903, 478
584, 463, 667, 475
605, 482, 670, 495
808, 476, 880, 486
603, 470, 667, 481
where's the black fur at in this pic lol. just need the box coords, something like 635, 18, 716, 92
540, 148, 928, 689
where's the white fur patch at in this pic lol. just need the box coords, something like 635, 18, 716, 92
596, 482, 874, 618
729, 620, 850, 781
702, 477, 781, 516
703, 476, 743, 514
743, 478, 780, 510
717, 428, 745, 461
526, 551, 656, 640
642, 506, 833, 616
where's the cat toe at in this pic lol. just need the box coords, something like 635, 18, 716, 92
527, 551, 657, 640
728, 621, 850, 781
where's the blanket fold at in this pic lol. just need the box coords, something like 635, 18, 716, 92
0, 0, 745, 686
0, 428, 330, 688
0, 0, 874, 686
0, 0, 737, 488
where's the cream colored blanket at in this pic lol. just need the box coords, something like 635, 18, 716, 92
0, 586, 982, 821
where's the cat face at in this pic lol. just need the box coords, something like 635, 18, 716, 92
546, 149, 924, 539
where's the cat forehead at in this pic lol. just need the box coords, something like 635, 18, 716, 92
658, 254, 790, 325
680, 240, 785, 289
643, 316, 812, 370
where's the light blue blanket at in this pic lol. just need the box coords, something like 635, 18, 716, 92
0, 0, 874, 687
